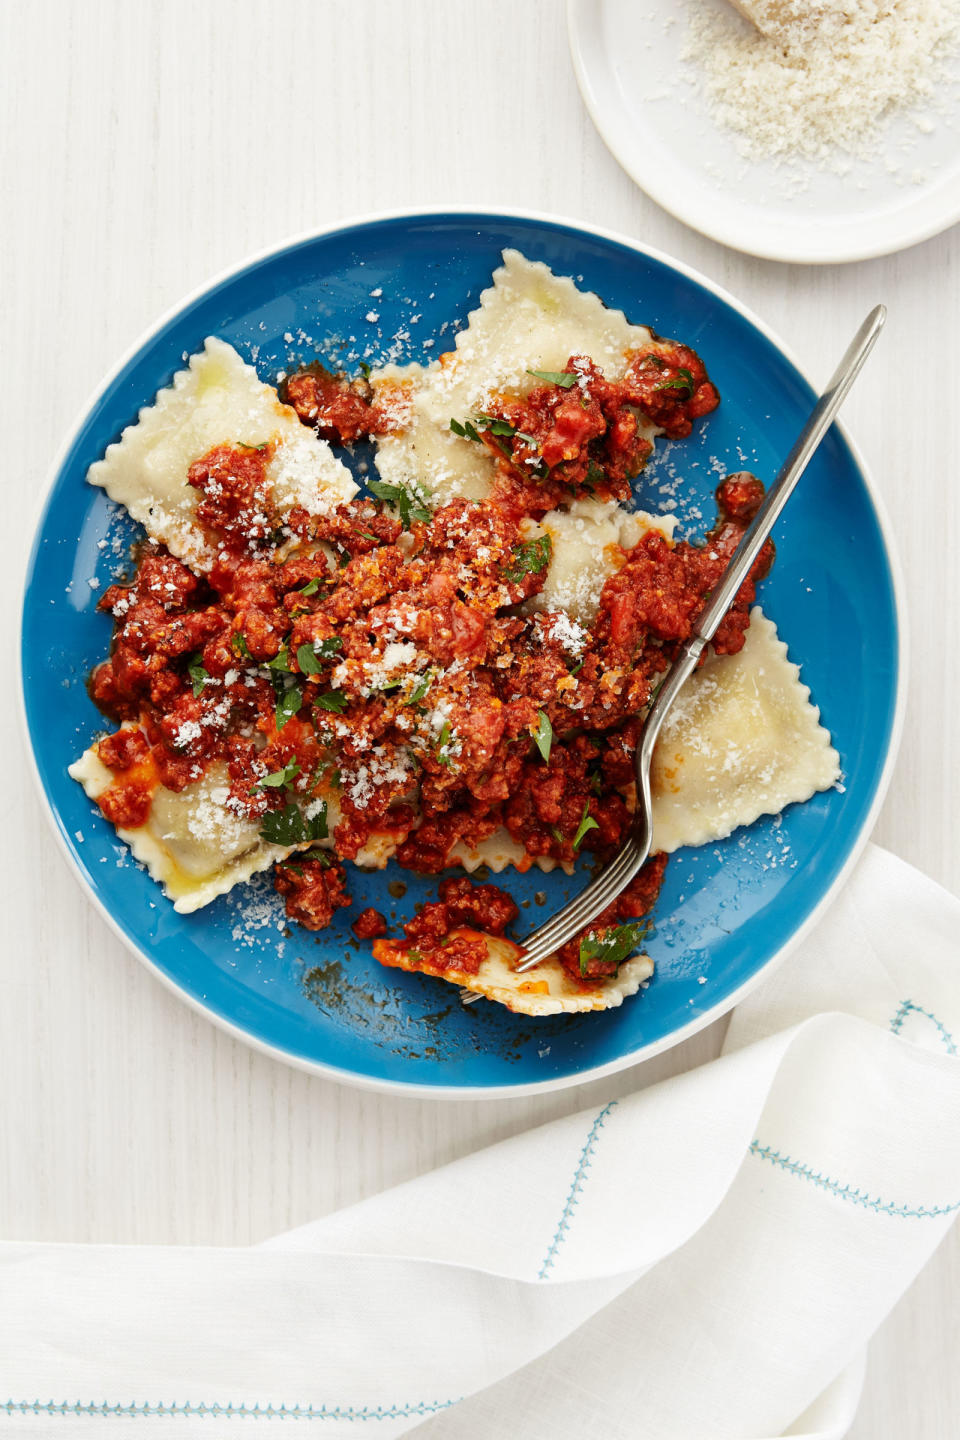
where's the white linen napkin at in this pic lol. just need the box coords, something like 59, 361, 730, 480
3, 842, 959, 1439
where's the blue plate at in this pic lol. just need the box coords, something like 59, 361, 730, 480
20, 210, 904, 1097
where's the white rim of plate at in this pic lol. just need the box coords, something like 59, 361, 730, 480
567, 0, 960, 265
18, 204, 909, 1100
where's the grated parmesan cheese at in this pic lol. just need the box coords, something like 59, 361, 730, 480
683, 0, 960, 167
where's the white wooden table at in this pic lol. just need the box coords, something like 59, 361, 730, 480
3, 2, 958, 1433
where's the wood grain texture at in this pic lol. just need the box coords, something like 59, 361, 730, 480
1, 1, 957, 1433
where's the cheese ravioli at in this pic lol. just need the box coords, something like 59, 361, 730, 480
373, 249, 661, 506
373, 930, 653, 1016
89, 338, 357, 572
650, 608, 841, 853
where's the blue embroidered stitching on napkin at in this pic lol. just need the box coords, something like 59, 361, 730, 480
888, 1000, 957, 1054
0, 1398, 459, 1422
538, 1100, 619, 1278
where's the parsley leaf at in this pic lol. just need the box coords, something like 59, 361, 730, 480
252, 758, 302, 792
502, 534, 552, 584
231, 631, 252, 659
237, 441, 268, 452
275, 683, 303, 730
296, 643, 324, 676
187, 653, 212, 699
259, 800, 328, 847
654, 367, 695, 398
572, 802, 600, 851
266, 647, 292, 672
284, 844, 332, 875
436, 720, 457, 767
473, 414, 516, 437
368, 479, 431, 530
314, 691, 348, 713
527, 368, 577, 389
358, 360, 372, 379
578, 920, 651, 978
296, 576, 323, 597
407, 671, 432, 705
449, 418, 466, 437
533, 711, 553, 763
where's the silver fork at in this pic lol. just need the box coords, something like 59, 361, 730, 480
460, 304, 886, 1005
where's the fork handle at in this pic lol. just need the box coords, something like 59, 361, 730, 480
694, 305, 885, 643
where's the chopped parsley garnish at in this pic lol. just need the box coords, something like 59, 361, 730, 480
407, 671, 432, 705
305, 761, 329, 793
275, 683, 303, 730
533, 711, 553, 763
231, 631, 252, 659
572, 802, 600, 851
367, 479, 431, 530
358, 360, 372, 379
550, 825, 564, 845
473, 414, 516, 437
449, 418, 482, 444
297, 576, 323, 597
266, 647, 292, 672
654, 367, 695, 398
186, 654, 212, 698
502, 534, 552, 584
436, 720, 456, 766
314, 691, 348, 713
639, 352, 667, 371
578, 920, 651, 978
252, 758, 302, 792
284, 844, 332, 875
585, 459, 605, 487
527, 368, 578, 389
237, 441, 268, 452
259, 800, 328, 847
296, 643, 323, 676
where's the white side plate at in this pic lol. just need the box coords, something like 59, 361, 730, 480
568, 0, 960, 264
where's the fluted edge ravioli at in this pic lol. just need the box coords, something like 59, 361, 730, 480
373, 931, 654, 1015
88, 337, 357, 572
650, 607, 841, 853
372, 248, 662, 506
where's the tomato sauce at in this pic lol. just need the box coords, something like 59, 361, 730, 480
86, 345, 764, 985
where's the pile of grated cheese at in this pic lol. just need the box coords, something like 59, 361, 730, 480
683, 0, 960, 167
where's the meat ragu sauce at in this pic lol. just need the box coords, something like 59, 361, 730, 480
88, 348, 771, 992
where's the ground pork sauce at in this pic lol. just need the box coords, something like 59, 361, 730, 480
87, 347, 771, 993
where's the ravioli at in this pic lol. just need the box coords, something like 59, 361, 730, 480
452, 610, 837, 875
450, 828, 568, 877
69, 744, 295, 912
650, 608, 841, 853
89, 338, 357, 571
526, 499, 676, 623
70, 734, 406, 912
373, 930, 653, 1016
372, 249, 661, 505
